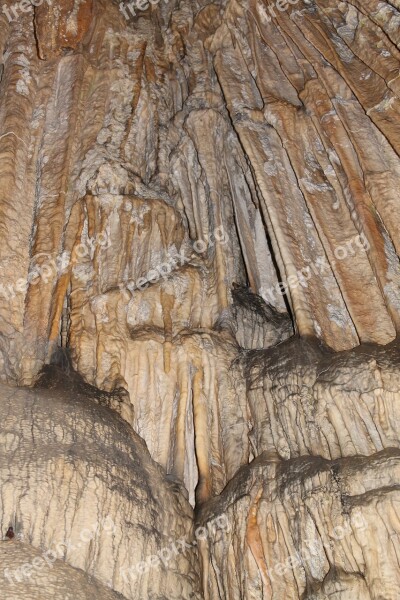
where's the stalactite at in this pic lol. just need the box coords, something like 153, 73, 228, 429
0, 1, 400, 598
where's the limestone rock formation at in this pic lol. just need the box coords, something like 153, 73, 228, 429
0, 0, 399, 598
2, 542, 126, 600
0, 378, 201, 599
198, 448, 400, 599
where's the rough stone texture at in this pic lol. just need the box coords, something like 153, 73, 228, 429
245, 337, 400, 461
2, 0, 399, 389
0, 0, 400, 598
198, 449, 400, 600
1, 542, 124, 600
0, 379, 201, 599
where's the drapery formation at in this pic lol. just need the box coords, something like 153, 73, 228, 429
1, 1, 400, 598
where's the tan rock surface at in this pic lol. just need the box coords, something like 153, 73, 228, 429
245, 337, 400, 460
0, 0, 399, 598
198, 449, 400, 599
1, 541, 124, 600
0, 378, 201, 599
1, 0, 399, 388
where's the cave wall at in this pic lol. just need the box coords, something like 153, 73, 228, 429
2, 0, 400, 387
0, 0, 400, 599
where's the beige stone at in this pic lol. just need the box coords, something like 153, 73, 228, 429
0, 0, 400, 598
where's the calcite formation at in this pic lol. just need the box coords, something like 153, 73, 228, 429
198, 448, 400, 599
2, 542, 126, 600
0, 378, 202, 599
0, 0, 399, 598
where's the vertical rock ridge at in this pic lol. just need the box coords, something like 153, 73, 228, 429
0, 0, 400, 598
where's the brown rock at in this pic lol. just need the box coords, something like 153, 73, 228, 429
0, 0, 400, 598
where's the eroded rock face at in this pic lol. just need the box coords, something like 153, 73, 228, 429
198, 449, 400, 600
0, 0, 400, 598
0, 379, 201, 599
1, 542, 125, 600
2, 0, 399, 389
245, 337, 400, 460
